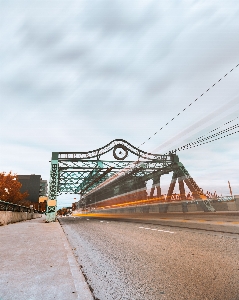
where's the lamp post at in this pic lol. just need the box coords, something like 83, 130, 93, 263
89, 199, 92, 212
228, 181, 233, 196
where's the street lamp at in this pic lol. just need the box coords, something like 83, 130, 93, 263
89, 199, 92, 212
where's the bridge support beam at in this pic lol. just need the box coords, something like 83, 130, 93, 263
178, 177, 186, 200
46, 152, 59, 222
150, 175, 161, 198
167, 172, 177, 201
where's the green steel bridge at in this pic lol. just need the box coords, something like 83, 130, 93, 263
46, 139, 214, 222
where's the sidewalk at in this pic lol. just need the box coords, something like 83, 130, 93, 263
0, 216, 93, 300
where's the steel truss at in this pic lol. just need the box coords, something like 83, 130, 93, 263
47, 139, 214, 221
81, 157, 215, 211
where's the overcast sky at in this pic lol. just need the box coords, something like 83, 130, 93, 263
1, 0, 239, 208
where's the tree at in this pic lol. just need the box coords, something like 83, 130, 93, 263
57, 207, 68, 216
57, 209, 63, 216
0, 171, 29, 205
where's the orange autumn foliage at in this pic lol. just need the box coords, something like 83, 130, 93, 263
0, 171, 30, 205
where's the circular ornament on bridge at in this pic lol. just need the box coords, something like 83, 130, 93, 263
113, 144, 128, 160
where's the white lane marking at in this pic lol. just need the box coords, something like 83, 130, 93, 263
100, 221, 104, 222
86, 219, 89, 221
139, 227, 175, 233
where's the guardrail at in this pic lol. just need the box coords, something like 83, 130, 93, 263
215, 196, 234, 202
184, 196, 234, 204
0, 200, 31, 213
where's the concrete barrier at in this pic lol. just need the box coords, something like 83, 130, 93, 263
227, 201, 237, 211
186, 203, 200, 212
167, 203, 183, 212
234, 195, 239, 210
210, 201, 231, 211
149, 204, 159, 213
0, 211, 42, 226
94, 197, 239, 214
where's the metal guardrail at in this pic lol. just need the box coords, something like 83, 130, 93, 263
185, 196, 234, 204
215, 196, 234, 202
0, 200, 31, 213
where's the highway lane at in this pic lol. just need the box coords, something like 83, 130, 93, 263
74, 212, 239, 234
59, 216, 239, 300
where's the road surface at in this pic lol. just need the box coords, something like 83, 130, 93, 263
59, 215, 239, 300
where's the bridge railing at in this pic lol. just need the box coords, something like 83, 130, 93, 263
214, 196, 234, 202
0, 200, 31, 213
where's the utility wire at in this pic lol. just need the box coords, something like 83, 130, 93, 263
182, 130, 239, 150
169, 122, 239, 152
139, 63, 239, 148
193, 124, 239, 144
195, 116, 238, 141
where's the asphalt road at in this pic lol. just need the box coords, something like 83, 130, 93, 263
76, 212, 239, 234
59, 216, 239, 300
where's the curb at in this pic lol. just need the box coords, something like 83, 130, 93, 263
58, 221, 94, 300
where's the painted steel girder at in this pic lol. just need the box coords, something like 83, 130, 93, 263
48, 140, 176, 205
82, 163, 176, 204
57, 139, 172, 161
81, 158, 208, 206
176, 162, 206, 198
58, 160, 171, 171
86, 158, 175, 200
56, 159, 173, 195
49, 163, 58, 201
57, 170, 108, 194
58, 160, 134, 169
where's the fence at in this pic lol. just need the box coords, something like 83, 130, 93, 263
0, 200, 42, 213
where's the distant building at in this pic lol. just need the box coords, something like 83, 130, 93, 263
17, 174, 48, 203
39, 180, 48, 196
39, 196, 48, 202
39, 196, 48, 212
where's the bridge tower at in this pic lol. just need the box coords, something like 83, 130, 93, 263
46, 152, 59, 222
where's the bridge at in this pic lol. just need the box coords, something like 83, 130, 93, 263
45, 139, 219, 221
